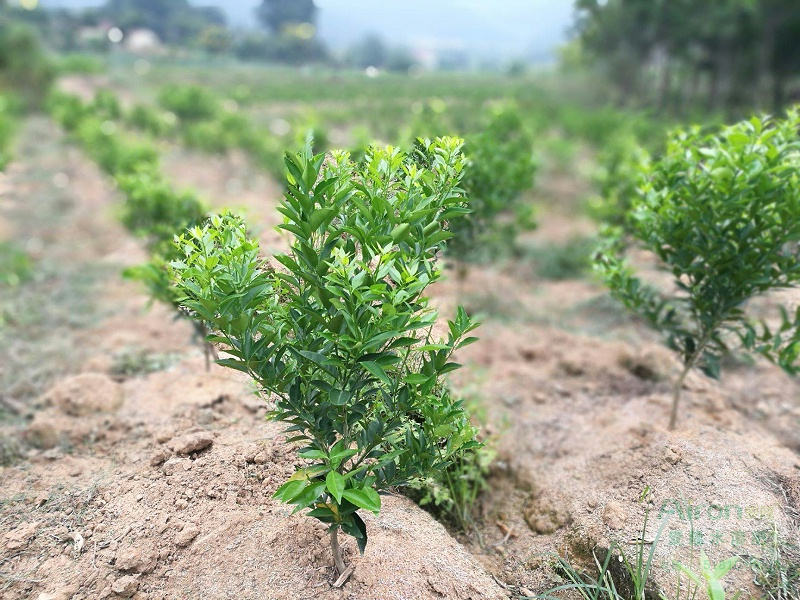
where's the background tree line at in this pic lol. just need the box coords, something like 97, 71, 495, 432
0, 0, 421, 72
573, 0, 800, 114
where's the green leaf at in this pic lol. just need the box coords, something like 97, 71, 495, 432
273, 479, 307, 503
455, 336, 479, 350
295, 350, 328, 366
342, 487, 381, 514
308, 207, 336, 231
289, 480, 326, 509
325, 470, 345, 504
360, 360, 391, 385
298, 448, 327, 460
330, 448, 357, 470
404, 373, 431, 385
438, 362, 462, 375
352, 512, 368, 554
306, 505, 338, 523
329, 388, 351, 406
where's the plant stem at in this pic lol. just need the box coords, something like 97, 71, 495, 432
669, 320, 721, 430
669, 361, 693, 431
330, 526, 346, 576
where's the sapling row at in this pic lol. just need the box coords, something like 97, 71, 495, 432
47, 89, 213, 366
597, 110, 800, 429
0, 93, 21, 172
155, 83, 326, 179
451, 103, 537, 263
169, 138, 481, 574
399, 102, 537, 265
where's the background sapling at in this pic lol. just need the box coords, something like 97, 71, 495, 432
449, 103, 537, 264
170, 138, 481, 575
596, 110, 800, 429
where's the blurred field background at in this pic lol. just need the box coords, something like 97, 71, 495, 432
2, 1, 800, 599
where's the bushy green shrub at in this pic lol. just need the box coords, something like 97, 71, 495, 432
158, 84, 219, 122
0, 20, 55, 106
125, 104, 177, 138
75, 118, 159, 177
527, 236, 597, 281
0, 94, 20, 170
0, 242, 32, 287
597, 110, 800, 429
116, 167, 205, 249
252, 135, 289, 180
92, 89, 123, 121
46, 90, 92, 132
588, 132, 650, 229
54, 53, 106, 75
180, 119, 230, 154
447, 103, 537, 262
169, 139, 481, 574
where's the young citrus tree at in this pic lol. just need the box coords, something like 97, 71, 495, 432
596, 111, 800, 429
588, 131, 650, 230
170, 138, 481, 575
449, 103, 537, 263
116, 168, 213, 368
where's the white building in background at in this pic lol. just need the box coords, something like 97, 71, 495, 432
124, 29, 163, 55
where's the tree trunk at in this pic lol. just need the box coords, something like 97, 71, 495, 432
669, 362, 693, 431
773, 71, 786, 113
198, 322, 218, 372
330, 527, 346, 576
658, 57, 672, 112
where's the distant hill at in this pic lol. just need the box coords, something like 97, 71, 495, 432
38, 0, 575, 62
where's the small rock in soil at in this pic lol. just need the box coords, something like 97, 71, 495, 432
664, 446, 683, 465
35, 584, 79, 600
154, 427, 175, 444
115, 545, 157, 574
602, 501, 626, 530
161, 457, 190, 476
524, 496, 570, 535
45, 373, 124, 416
4, 521, 39, 550
110, 574, 139, 598
150, 449, 171, 467
174, 523, 199, 547
168, 431, 213, 455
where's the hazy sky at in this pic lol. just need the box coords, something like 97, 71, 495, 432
37, 0, 576, 61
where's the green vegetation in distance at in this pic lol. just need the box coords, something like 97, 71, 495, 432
449, 102, 537, 263
169, 139, 481, 575
588, 131, 650, 230
0, 94, 20, 171
0, 17, 54, 107
596, 110, 800, 429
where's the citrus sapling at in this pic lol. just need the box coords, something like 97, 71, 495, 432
596, 110, 800, 429
448, 103, 537, 264
170, 138, 481, 575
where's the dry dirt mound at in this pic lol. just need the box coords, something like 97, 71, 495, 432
453, 321, 800, 597
1, 362, 506, 600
